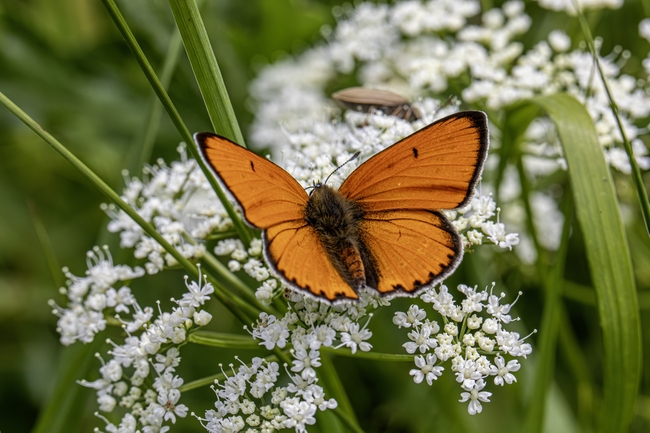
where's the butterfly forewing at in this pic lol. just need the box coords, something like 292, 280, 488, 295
360, 209, 462, 294
338, 111, 488, 211
197, 132, 359, 301
196, 133, 308, 228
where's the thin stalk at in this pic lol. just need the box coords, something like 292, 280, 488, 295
575, 6, 650, 236
28, 202, 64, 288
129, 29, 183, 174
523, 185, 574, 433
188, 330, 261, 349
166, 0, 245, 146
100, 0, 252, 245
0, 90, 251, 325
320, 354, 359, 424
331, 407, 366, 433
321, 347, 413, 361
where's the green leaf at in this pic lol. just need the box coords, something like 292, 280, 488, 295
101, 0, 252, 246
167, 0, 245, 146
32, 338, 103, 433
529, 93, 642, 433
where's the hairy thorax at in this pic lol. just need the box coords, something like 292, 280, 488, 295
304, 185, 378, 290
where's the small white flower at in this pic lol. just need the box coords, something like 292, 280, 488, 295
482, 221, 520, 250
304, 385, 338, 411
291, 348, 322, 380
459, 379, 492, 415
403, 324, 438, 354
393, 304, 427, 328
337, 321, 373, 354
409, 353, 444, 385
154, 389, 188, 423
180, 272, 214, 308
491, 355, 520, 385
281, 398, 317, 431
193, 310, 212, 326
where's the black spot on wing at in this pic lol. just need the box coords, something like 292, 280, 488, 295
250, 161, 255, 172
412, 147, 419, 158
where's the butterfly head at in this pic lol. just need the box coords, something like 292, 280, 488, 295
305, 151, 362, 196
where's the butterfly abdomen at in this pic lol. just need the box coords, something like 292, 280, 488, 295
304, 184, 377, 290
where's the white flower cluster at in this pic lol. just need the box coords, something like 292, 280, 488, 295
104, 145, 232, 274
535, 0, 623, 15
394, 283, 532, 415
444, 193, 520, 251
51, 246, 144, 345
463, 34, 650, 174
197, 357, 337, 433
74, 269, 214, 432
249, 290, 384, 355
249, 0, 649, 175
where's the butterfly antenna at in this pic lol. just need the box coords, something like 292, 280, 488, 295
304, 179, 318, 192
323, 151, 361, 185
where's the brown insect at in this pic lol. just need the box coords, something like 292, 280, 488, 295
332, 87, 423, 122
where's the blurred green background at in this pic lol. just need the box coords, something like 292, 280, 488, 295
0, 1, 649, 432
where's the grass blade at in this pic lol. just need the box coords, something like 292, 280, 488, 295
101, 0, 252, 245
0, 90, 252, 325
575, 7, 650, 236
32, 338, 103, 433
530, 93, 641, 433
167, 0, 245, 146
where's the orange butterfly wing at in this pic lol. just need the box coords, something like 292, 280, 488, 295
264, 220, 358, 301
341, 111, 488, 296
196, 133, 357, 301
196, 132, 307, 228
338, 111, 488, 211
359, 209, 462, 295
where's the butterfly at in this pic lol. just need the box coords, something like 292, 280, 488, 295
195, 111, 489, 303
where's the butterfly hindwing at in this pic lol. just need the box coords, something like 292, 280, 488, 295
196, 132, 308, 228
264, 220, 359, 301
359, 209, 462, 295
338, 111, 489, 211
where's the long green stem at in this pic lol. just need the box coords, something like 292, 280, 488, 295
321, 347, 413, 361
0, 90, 251, 325
166, 0, 245, 146
523, 185, 573, 433
100, 0, 252, 245
129, 29, 183, 175
575, 6, 650, 236
188, 330, 261, 349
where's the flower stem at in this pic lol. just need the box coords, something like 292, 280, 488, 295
166, 0, 245, 146
188, 330, 261, 349
321, 347, 414, 361
100, 0, 252, 246
576, 6, 650, 236
0, 90, 252, 326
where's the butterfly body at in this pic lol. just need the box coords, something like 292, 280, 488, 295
304, 183, 379, 291
196, 110, 489, 302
